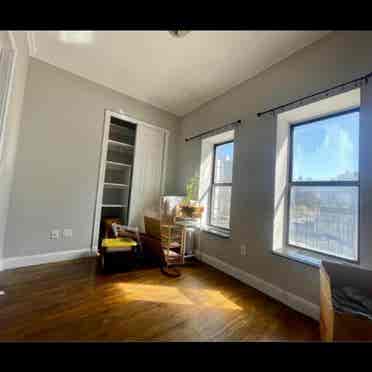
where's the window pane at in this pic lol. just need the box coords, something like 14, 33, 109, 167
288, 186, 358, 260
211, 186, 231, 229
292, 111, 359, 182
214, 142, 234, 183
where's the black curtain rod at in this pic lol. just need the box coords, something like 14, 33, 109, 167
257, 71, 372, 118
185, 120, 241, 142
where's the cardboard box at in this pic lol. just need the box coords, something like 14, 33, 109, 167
320, 260, 372, 341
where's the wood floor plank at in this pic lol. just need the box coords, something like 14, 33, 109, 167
0, 257, 319, 341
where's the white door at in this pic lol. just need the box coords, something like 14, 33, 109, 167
129, 124, 166, 231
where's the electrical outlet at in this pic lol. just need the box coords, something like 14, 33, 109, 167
240, 244, 247, 256
63, 229, 73, 238
50, 229, 60, 240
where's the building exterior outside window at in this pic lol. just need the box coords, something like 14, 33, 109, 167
210, 141, 234, 230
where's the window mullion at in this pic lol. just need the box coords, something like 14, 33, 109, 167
291, 181, 359, 187
213, 182, 232, 187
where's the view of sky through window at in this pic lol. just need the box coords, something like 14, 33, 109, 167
214, 142, 234, 183
292, 110, 359, 182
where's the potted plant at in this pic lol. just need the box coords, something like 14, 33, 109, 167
180, 175, 203, 218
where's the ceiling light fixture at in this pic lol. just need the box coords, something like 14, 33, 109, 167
169, 31, 190, 38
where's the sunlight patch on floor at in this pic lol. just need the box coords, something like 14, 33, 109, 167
187, 288, 242, 310
116, 283, 242, 310
117, 283, 193, 306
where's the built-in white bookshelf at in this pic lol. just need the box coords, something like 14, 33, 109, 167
99, 115, 137, 226
92, 110, 170, 254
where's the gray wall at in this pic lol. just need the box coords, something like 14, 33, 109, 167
0, 32, 29, 262
4, 58, 180, 259
177, 31, 372, 305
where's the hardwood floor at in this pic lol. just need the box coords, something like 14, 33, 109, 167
0, 257, 319, 341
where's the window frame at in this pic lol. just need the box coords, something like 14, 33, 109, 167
286, 107, 360, 263
208, 140, 234, 232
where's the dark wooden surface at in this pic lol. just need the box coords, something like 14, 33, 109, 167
0, 257, 319, 341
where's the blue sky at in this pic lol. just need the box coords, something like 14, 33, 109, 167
292, 111, 359, 181
216, 142, 234, 162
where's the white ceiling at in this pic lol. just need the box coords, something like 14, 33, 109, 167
32, 31, 330, 117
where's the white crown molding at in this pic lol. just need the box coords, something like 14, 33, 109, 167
26, 31, 37, 56
195, 250, 320, 321
0, 248, 91, 271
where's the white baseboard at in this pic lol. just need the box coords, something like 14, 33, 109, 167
1, 249, 92, 271
195, 250, 320, 321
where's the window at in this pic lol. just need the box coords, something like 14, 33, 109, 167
209, 141, 234, 230
287, 109, 359, 261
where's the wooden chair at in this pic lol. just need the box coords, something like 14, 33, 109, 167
99, 217, 141, 271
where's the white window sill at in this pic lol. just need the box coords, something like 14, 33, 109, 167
202, 226, 231, 239
273, 247, 321, 268
273, 246, 359, 268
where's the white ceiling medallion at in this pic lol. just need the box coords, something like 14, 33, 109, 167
168, 31, 190, 38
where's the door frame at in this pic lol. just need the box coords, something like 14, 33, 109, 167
0, 32, 17, 271
0, 32, 17, 162
91, 109, 169, 255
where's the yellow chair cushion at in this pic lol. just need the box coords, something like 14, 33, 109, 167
102, 238, 137, 251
